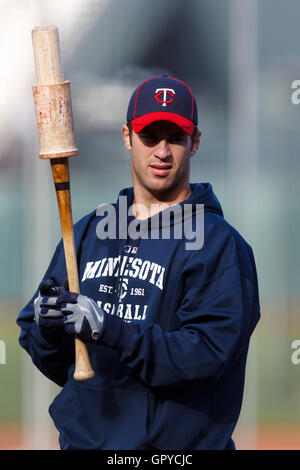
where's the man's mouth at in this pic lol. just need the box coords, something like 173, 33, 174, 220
150, 164, 172, 176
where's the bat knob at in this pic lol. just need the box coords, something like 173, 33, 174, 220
73, 337, 95, 381
73, 369, 95, 381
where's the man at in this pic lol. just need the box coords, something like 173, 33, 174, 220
17, 75, 260, 450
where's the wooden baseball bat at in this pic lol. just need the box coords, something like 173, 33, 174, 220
31, 24, 95, 381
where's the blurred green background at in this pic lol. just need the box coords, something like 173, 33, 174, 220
1, 0, 300, 449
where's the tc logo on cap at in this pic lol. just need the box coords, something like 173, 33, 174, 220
154, 88, 176, 107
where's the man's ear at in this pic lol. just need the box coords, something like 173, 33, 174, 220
122, 124, 132, 151
191, 129, 201, 156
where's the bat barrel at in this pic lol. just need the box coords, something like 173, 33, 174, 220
32, 25, 78, 160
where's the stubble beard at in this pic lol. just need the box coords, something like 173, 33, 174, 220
132, 160, 191, 202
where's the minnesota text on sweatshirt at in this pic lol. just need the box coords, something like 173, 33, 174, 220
17, 183, 261, 450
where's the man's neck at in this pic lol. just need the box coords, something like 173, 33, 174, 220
132, 184, 192, 219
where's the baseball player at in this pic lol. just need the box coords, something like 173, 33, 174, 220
17, 75, 260, 450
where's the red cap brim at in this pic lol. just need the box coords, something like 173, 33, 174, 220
132, 112, 195, 136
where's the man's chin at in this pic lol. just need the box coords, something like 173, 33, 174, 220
145, 179, 178, 198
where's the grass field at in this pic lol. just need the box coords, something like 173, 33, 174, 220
0, 304, 22, 423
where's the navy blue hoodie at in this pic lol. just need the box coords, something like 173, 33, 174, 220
17, 183, 260, 450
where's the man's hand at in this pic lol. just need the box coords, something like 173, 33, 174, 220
34, 279, 66, 340
57, 291, 105, 343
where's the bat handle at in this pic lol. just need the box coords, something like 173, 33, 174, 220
50, 158, 95, 381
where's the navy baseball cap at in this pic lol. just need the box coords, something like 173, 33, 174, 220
126, 75, 198, 136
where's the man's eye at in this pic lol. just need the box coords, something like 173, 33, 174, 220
140, 134, 157, 144
142, 135, 155, 140
170, 135, 186, 143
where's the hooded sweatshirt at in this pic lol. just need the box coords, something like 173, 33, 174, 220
17, 183, 260, 450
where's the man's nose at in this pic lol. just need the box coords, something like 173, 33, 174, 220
154, 139, 171, 159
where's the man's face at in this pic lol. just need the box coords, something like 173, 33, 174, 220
122, 121, 200, 199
